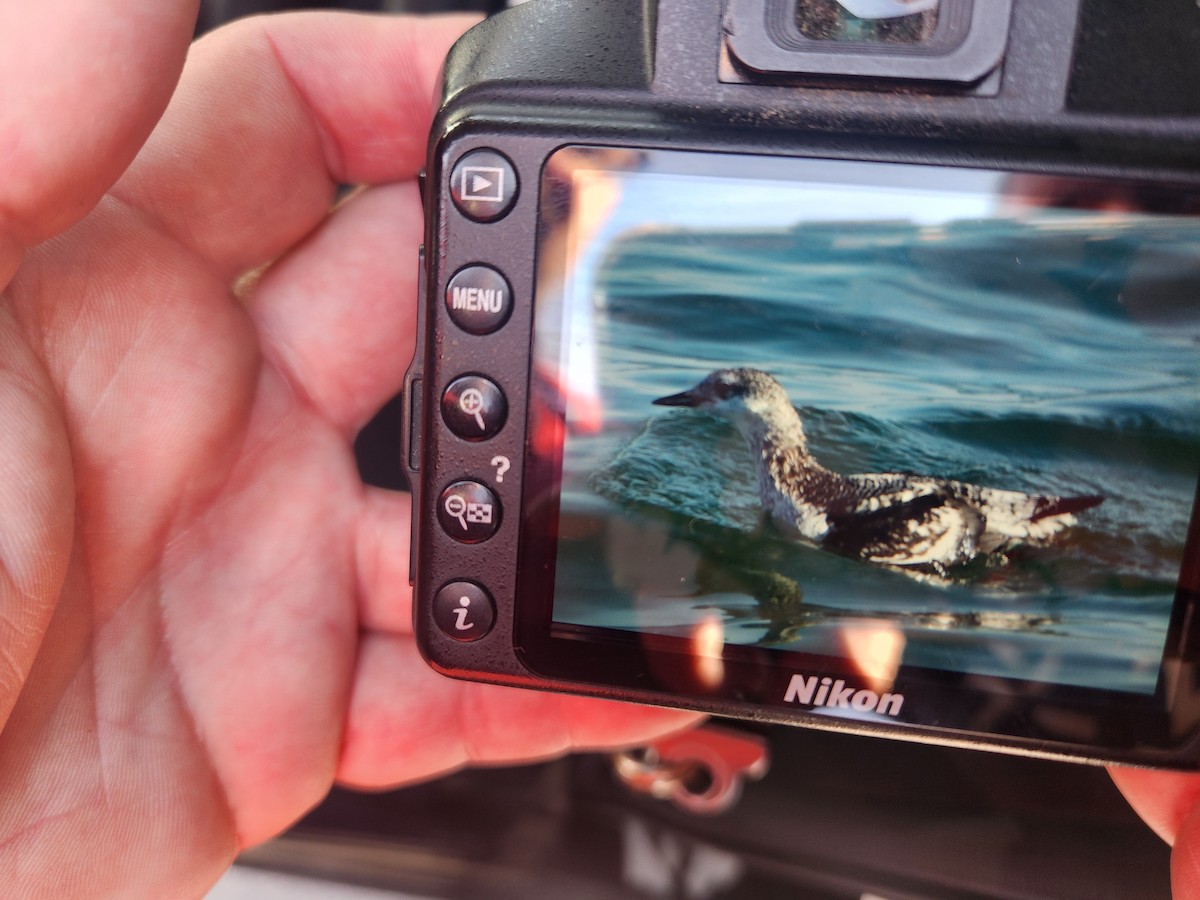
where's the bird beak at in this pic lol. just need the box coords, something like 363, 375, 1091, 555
652, 389, 699, 407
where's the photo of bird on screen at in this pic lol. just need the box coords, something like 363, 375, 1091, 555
653, 367, 1104, 580
540, 150, 1199, 694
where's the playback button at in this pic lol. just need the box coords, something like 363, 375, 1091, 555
450, 149, 518, 223
438, 481, 501, 543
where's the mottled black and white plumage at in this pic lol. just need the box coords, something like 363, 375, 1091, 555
653, 368, 1104, 576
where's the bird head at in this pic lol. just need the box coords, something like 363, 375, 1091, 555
653, 368, 796, 433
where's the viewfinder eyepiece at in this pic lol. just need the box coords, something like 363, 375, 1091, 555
724, 0, 1013, 84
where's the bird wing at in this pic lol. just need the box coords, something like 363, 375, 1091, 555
956, 485, 1104, 550
823, 487, 983, 568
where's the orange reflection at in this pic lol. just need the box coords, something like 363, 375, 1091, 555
837, 620, 905, 693
690, 614, 727, 692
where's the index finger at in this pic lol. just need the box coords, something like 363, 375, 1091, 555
1110, 766, 1200, 898
0, 0, 200, 284
111, 12, 479, 281
1110, 765, 1200, 845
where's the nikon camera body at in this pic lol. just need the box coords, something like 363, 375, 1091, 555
403, 0, 1200, 768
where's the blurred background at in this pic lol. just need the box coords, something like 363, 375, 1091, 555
196, 1, 1173, 897
196, 0, 502, 33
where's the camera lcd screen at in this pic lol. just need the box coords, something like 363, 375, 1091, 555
519, 146, 1200, 749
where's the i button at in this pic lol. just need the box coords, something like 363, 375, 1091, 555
433, 582, 495, 642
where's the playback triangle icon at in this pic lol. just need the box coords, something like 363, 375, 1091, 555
451, 151, 517, 222
459, 165, 505, 203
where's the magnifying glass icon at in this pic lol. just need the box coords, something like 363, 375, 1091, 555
459, 388, 487, 431
444, 494, 469, 531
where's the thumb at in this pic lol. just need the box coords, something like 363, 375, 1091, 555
0, 0, 200, 285
1175, 803, 1200, 899
1109, 767, 1200, 898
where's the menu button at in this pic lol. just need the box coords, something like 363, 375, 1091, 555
446, 265, 513, 335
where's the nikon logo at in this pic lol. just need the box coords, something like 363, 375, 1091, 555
784, 674, 904, 717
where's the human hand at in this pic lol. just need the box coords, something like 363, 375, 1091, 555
1111, 767, 1200, 898
0, 5, 697, 895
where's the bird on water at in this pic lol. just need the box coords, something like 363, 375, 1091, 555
652, 368, 1104, 578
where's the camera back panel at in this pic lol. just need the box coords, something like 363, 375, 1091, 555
405, 0, 1200, 767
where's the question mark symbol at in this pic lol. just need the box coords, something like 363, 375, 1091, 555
490, 455, 511, 484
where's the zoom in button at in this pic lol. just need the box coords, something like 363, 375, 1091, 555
439, 481, 501, 543
443, 375, 506, 441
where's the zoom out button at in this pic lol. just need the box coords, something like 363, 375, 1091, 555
438, 481, 502, 543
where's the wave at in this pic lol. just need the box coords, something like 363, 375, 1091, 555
596, 220, 1200, 402
587, 406, 1194, 591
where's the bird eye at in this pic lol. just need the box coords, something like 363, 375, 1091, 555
714, 381, 736, 400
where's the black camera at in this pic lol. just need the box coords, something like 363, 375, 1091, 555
403, 0, 1200, 768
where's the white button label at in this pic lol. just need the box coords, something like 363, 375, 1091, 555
451, 286, 505, 313
460, 166, 504, 202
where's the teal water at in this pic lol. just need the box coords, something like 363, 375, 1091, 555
549, 215, 1200, 694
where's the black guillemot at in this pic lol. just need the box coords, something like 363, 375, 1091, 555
653, 367, 1104, 577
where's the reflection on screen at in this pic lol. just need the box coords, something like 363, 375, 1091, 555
534, 148, 1200, 696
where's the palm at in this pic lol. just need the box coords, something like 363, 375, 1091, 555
0, 11, 695, 895
1, 189, 349, 889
